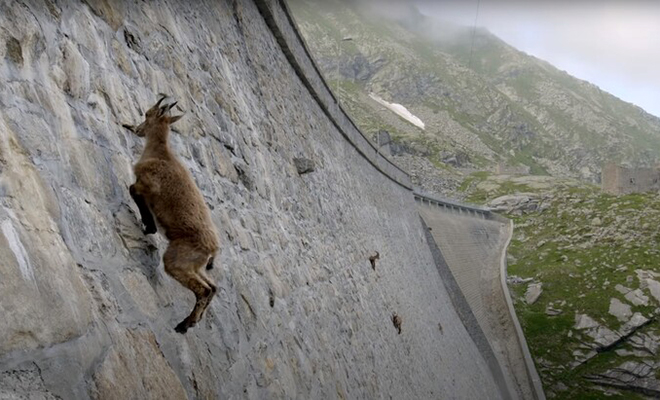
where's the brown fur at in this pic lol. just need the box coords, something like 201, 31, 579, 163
368, 251, 380, 270
126, 96, 219, 334
392, 312, 402, 335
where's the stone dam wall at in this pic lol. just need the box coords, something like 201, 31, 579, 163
0, 0, 507, 399
416, 194, 545, 400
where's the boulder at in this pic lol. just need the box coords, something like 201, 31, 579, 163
574, 314, 600, 330
586, 361, 660, 397
625, 289, 649, 306
619, 313, 650, 336
608, 298, 632, 322
525, 282, 543, 304
489, 193, 542, 214
545, 306, 563, 316
629, 332, 660, 355
293, 157, 315, 175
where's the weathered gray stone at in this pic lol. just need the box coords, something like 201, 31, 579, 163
609, 298, 632, 322
614, 348, 649, 358
619, 312, 650, 336
571, 349, 597, 366
62, 39, 90, 99
586, 361, 660, 397
615, 284, 631, 295
575, 314, 600, 330
93, 329, 188, 400
647, 280, 660, 303
507, 275, 533, 285
293, 157, 315, 175
625, 289, 649, 306
0, 1, 506, 399
545, 306, 563, 316
589, 326, 621, 348
0, 362, 59, 399
525, 282, 543, 304
489, 193, 541, 214
629, 332, 660, 355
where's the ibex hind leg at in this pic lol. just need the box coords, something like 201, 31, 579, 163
196, 267, 217, 319
172, 273, 213, 334
163, 243, 215, 334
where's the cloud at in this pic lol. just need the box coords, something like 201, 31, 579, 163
417, 1, 660, 117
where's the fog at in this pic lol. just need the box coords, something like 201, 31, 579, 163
347, 0, 660, 118
416, 0, 660, 118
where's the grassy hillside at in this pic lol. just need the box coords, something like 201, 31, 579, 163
462, 174, 660, 399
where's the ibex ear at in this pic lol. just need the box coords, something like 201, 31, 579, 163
168, 114, 184, 124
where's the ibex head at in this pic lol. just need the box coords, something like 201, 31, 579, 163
123, 95, 184, 137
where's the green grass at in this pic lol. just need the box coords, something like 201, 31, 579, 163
464, 180, 534, 204
461, 174, 660, 397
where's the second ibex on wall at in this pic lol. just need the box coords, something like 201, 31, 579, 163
124, 96, 220, 334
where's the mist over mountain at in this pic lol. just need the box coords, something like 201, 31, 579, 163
290, 0, 660, 186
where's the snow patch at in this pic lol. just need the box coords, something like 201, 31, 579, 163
369, 93, 425, 129
1, 218, 37, 285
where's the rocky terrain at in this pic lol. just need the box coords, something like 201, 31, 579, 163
463, 174, 660, 399
0, 1, 506, 398
289, 0, 660, 188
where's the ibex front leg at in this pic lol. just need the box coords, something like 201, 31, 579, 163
129, 184, 157, 234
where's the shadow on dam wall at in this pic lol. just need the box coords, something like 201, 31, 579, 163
416, 193, 546, 400
0, 0, 524, 399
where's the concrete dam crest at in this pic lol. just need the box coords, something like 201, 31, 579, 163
0, 0, 540, 398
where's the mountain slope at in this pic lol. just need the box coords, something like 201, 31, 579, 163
289, 0, 660, 184
460, 173, 660, 399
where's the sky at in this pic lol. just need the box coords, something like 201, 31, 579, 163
416, 1, 660, 118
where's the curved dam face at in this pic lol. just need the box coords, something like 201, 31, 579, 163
417, 196, 545, 400
0, 1, 505, 399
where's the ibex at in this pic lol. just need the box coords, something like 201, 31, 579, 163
392, 312, 402, 335
369, 251, 380, 270
124, 96, 219, 334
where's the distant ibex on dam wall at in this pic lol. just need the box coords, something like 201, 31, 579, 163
124, 96, 219, 334
392, 312, 402, 335
369, 251, 380, 270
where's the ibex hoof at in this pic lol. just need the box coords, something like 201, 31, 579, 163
174, 320, 190, 334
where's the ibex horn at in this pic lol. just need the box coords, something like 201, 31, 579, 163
165, 101, 178, 112
122, 123, 135, 132
155, 95, 167, 108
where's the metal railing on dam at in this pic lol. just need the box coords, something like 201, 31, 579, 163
413, 190, 507, 221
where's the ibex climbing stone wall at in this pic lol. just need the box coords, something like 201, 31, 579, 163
0, 0, 503, 398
